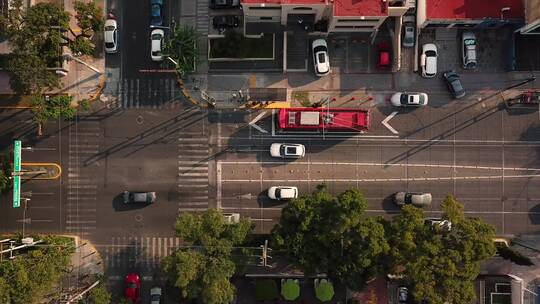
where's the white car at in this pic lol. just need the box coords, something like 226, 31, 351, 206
421, 43, 437, 78
268, 186, 298, 200
150, 286, 162, 304
150, 29, 164, 62
270, 143, 305, 158
312, 39, 330, 76
223, 213, 240, 224
390, 92, 428, 107
462, 31, 477, 69
104, 18, 118, 53
425, 218, 452, 231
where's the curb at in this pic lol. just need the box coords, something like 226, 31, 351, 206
21, 162, 62, 180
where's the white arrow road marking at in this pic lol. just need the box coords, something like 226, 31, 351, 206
248, 112, 268, 134
382, 111, 398, 134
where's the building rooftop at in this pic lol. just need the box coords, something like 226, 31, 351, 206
333, 0, 388, 16
426, 0, 524, 19
241, 0, 326, 4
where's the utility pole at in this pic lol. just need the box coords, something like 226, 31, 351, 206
259, 240, 272, 267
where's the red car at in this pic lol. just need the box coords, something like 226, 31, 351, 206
124, 273, 141, 303
377, 41, 391, 69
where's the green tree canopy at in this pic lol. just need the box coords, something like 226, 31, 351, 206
272, 184, 390, 291
389, 196, 496, 304
163, 209, 252, 304
31, 94, 76, 125
166, 25, 198, 78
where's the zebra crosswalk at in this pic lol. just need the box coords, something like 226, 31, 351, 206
178, 133, 210, 212
66, 121, 100, 236
106, 77, 183, 109
103, 236, 181, 269
196, 0, 209, 35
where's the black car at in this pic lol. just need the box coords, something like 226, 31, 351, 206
210, 0, 240, 9
212, 15, 239, 28
150, 0, 163, 27
443, 70, 466, 99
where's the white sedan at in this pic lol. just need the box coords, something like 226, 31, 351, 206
268, 186, 298, 200
150, 29, 164, 62
421, 43, 437, 78
104, 18, 118, 54
270, 143, 305, 158
312, 39, 330, 76
390, 92, 428, 107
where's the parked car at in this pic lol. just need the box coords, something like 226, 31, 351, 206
104, 18, 118, 53
270, 143, 305, 158
402, 22, 415, 48
223, 213, 240, 224
425, 218, 452, 231
212, 15, 239, 29
123, 191, 157, 204
377, 41, 391, 69
150, 29, 164, 61
312, 39, 330, 76
150, 0, 163, 27
210, 0, 240, 9
394, 192, 432, 207
390, 92, 428, 107
268, 186, 298, 200
150, 286, 162, 304
398, 286, 408, 303
124, 273, 141, 303
443, 70, 466, 99
462, 31, 477, 69
421, 43, 437, 78
505, 91, 540, 108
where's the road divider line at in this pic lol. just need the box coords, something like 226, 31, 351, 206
221, 174, 540, 182
382, 111, 399, 134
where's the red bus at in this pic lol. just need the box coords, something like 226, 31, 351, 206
278, 108, 371, 132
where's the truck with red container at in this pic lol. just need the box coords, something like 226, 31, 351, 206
278, 108, 371, 132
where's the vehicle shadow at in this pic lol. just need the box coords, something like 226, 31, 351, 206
112, 193, 150, 211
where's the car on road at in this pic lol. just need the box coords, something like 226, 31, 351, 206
123, 191, 157, 204
394, 192, 432, 207
425, 218, 452, 231
270, 143, 305, 158
124, 273, 141, 303
150, 286, 162, 304
377, 41, 391, 69
462, 31, 477, 69
150, 0, 163, 27
312, 39, 330, 76
223, 213, 240, 224
150, 29, 164, 61
421, 43, 437, 78
443, 70, 466, 99
402, 23, 415, 48
390, 92, 428, 107
210, 0, 240, 9
398, 286, 408, 303
268, 186, 298, 200
212, 15, 240, 29
104, 18, 118, 53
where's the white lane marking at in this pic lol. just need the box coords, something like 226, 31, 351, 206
249, 112, 267, 125
250, 123, 268, 134
272, 109, 276, 136
382, 111, 399, 134
217, 161, 222, 209
219, 136, 540, 144
221, 207, 282, 211
219, 161, 540, 171
221, 174, 540, 182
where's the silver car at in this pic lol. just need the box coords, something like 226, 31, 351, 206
425, 218, 452, 231
462, 31, 477, 69
402, 23, 415, 48
150, 286, 162, 304
394, 192, 432, 207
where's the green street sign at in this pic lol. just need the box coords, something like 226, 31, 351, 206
13, 140, 21, 208
13, 176, 20, 208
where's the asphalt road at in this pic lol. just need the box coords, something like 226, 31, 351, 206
104, 0, 181, 109
2, 73, 540, 302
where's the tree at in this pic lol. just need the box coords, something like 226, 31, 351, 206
0, 0, 104, 94
163, 209, 252, 304
31, 95, 76, 135
0, 235, 74, 304
272, 184, 390, 290
88, 284, 111, 304
68, 1, 104, 56
389, 196, 496, 304
0, 151, 13, 193
167, 25, 199, 78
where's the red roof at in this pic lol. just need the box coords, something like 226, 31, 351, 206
278, 108, 371, 131
242, 0, 325, 4
426, 0, 524, 19
333, 0, 387, 16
